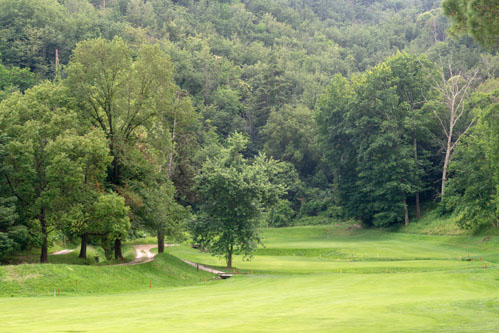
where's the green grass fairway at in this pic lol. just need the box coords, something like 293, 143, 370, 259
1, 224, 498, 332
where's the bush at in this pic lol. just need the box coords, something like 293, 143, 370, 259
299, 197, 334, 217
268, 200, 295, 227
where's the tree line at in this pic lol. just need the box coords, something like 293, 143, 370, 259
0, 0, 497, 266
317, 52, 497, 227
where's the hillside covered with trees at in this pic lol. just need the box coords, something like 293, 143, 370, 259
0, 0, 497, 264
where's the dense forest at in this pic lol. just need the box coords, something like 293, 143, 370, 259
0, 0, 497, 264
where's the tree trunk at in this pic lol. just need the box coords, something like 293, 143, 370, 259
104, 247, 112, 260
227, 244, 233, 268
114, 238, 123, 260
157, 232, 165, 254
167, 114, 177, 180
441, 132, 453, 200
415, 192, 421, 219
414, 136, 421, 219
79, 234, 88, 259
39, 210, 48, 263
404, 198, 410, 226
431, 67, 477, 201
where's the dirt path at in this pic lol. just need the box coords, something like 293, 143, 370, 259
51, 245, 174, 266
181, 259, 233, 278
116, 244, 175, 266
51, 249, 75, 255
181, 259, 226, 274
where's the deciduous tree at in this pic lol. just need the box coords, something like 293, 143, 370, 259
66, 37, 178, 257
192, 133, 285, 267
317, 57, 428, 227
424, 64, 479, 199
445, 82, 499, 229
0, 82, 123, 262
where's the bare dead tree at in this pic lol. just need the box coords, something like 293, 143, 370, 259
429, 65, 479, 199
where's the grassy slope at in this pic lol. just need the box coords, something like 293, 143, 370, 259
397, 209, 470, 236
396, 201, 499, 237
1, 223, 498, 332
0, 253, 213, 297
168, 224, 499, 273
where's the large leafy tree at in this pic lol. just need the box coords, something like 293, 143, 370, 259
66, 37, 175, 186
385, 53, 435, 218
192, 133, 285, 268
351, 63, 422, 226
66, 37, 178, 258
0, 82, 123, 262
0, 82, 76, 263
46, 131, 126, 259
317, 54, 432, 227
126, 134, 188, 254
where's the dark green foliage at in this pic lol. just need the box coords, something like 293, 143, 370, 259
442, 0, 499, 49
262, 104, 320, 177
299, 198, 330, 218
0, 135, 27, 259
0, 197, 22, 258
268, 200, 295, 227
0, 0, 69, 75
317, 53, 434, 226
0, 0, 126, 78
268, 162, 304, 213
0, 62, 37, 101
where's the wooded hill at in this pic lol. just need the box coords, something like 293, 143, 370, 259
0, 0, 497, 264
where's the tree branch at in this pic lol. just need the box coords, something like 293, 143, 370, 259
450, 119, 475, 151
433, 110, 449, 138
4, 174, 24, 203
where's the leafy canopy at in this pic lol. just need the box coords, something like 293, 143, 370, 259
192, 132, 285, 267
442, 0, 499, 49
